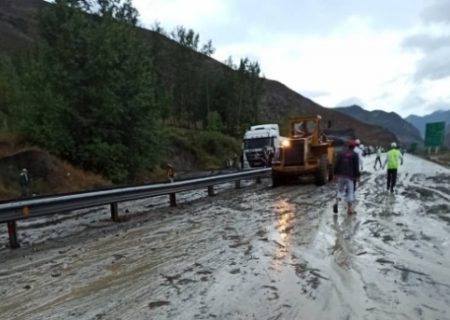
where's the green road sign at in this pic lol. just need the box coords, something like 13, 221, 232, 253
425, 122, 445, 147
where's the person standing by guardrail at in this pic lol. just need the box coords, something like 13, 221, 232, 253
19, 168, 30, 197
167, 164, 175, 183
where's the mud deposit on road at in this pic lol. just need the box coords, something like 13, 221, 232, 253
0, 155, 449, 319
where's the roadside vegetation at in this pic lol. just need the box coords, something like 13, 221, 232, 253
0, 0, 262, 198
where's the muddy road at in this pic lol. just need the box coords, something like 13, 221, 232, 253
0, 154, 449, 320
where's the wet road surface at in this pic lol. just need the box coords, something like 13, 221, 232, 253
0, 154, 449, 319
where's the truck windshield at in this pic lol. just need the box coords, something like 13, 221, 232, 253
244, 137, 273, 149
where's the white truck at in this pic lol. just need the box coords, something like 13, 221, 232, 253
241, 123, 284, 169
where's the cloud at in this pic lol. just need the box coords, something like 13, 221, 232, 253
400, 92, 426, 111
400, 84, 450, 117
421, 0, 450, 24
133, 0, 228, 33
401, 1, 450, 84
413, 46, 450, 81
298, 90, 330, 99
402, 34, 450, 52
425, 101, 450, 112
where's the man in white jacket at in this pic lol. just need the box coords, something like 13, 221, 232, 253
354, 139, 364, 171
353, 139, 364, 191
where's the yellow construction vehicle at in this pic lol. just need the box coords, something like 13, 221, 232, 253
271, 115, 334, 186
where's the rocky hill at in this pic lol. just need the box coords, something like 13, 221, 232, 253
335, 105, 423, 147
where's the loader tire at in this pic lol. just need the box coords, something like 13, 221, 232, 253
272, 172, 283, 187
328, 164, 334, 181
316, 155, 328, 185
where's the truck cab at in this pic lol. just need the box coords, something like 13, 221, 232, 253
242, 124, 283, 168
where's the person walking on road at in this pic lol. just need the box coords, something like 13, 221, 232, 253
354, 139, 364, 171
333, 140, 361, 215
382, 142, 404, 194
373, 146, 383, 170
353, 138, 364, 192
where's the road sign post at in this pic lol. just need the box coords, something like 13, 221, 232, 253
425, 122, 445, 149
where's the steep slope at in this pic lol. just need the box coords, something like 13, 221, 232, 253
406, 110, 450, 139
0, 0, 397, 149
335, 105, 423, 146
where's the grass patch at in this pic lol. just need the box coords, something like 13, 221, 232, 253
165, 127, 241, 170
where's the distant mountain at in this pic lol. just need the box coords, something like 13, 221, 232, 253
334, 105, 423, 147
406, 110, 450, 139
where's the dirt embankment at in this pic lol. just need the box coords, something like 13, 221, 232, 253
0, 132, 233, 201
0, 135, 110, 200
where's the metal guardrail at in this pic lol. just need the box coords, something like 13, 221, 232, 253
0, 168, 271, 248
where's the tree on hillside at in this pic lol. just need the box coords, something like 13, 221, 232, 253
200, 40, 215, 57
20, 0, 162, 182
212, 57, 264, 135
0, 55, 22, 132
236, 58, 263, 130
170, 26, 200, 51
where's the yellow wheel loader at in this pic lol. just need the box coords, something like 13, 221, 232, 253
271, 115, 334, 186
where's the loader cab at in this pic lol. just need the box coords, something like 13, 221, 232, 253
272, 115, 334, 186
290, 117, 321, 145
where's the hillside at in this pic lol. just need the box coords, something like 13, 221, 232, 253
335, 105, 423, 147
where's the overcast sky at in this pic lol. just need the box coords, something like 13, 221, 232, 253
130, 0, 450, 118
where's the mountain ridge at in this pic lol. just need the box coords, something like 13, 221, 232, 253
405, 110, 450, 138
334, 105, 423, 147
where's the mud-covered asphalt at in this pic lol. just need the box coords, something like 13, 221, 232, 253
0, 154, 449, 320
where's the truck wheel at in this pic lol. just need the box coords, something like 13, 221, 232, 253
272, 173, 282, 187
316, 155, 328, 185
328, 164, 334, 181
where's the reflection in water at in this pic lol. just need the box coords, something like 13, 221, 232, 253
331, 215, 356, 269
273, 200, 295, 260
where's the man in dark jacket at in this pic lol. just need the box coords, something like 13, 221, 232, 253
333, 140, 360, 214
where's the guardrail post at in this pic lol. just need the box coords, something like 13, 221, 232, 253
111, 202, 119, 222
208, 186, 215, 196
7, 221, 20, 249
235, 180, 241, 189
169, 193, 177, 207
256, 176, 262, 184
